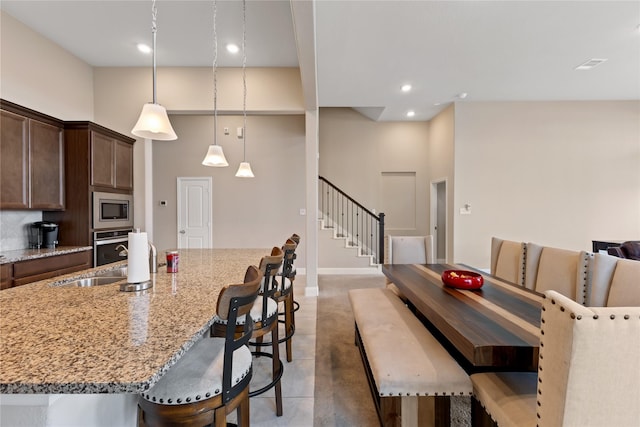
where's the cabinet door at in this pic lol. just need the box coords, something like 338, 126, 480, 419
0, 110, 29, 209
114, 140, 133, 190
91, 131, 115, 188
30, 120, 64, 210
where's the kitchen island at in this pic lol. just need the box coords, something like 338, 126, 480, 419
0, 248, 268, 425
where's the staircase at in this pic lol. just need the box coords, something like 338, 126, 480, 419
318, 176, 384, 274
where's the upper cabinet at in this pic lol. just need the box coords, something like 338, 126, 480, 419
90, 131, 134, 191
0, 100, 64, 210
65, 122, 135, 193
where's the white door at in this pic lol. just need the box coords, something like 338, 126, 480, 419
430, 179, 447, 263
177, 177, 212, 248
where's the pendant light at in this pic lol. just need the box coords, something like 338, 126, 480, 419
132, 0, 178, 141
235, 0, 254, 178
202, 0, 228, 167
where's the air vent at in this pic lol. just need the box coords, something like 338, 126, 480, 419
575, 58, 607, 70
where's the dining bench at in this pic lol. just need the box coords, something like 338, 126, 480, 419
348, 288, 472, 427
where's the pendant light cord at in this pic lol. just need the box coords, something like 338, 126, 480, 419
151, 0, 158, 104
213, 0, 219, 146
242, 0, 247, 162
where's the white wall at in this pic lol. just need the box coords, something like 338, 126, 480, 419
453, 101, 640, 268
152, 114, 307, 265
319, 108, 431, 236
427, 105, 456, 262
0, 11, 94, 120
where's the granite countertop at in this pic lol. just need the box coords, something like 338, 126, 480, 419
0, 248, 268, 394
0, 246, 93, 264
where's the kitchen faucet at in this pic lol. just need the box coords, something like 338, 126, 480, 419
115, 242, 158, 273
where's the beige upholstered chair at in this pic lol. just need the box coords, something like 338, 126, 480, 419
589, 253, 640, 307
490, 237, 526, 285
524, 243, 590, 304
471, 290, 640, 427
387, 235, 435, 298
388, 235, 435, 264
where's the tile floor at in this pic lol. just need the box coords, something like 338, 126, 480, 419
229, 275, 317, 426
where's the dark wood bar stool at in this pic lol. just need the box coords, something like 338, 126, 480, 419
212, 247, 285, 416
137, 265, 263, 427
275, 238, 297, 362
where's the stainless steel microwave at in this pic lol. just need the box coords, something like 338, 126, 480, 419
92, 191, 133, 230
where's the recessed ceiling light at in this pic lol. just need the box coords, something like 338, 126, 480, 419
226, 43, 240, 54
575, 58, 607, 70
137, 43, 152, 54
456, 92, 468, 99
433, 103, 441, 106
406, 110, 416, 117
401, 84, 412, 92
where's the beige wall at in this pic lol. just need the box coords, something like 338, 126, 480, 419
427, 105, 456, 261
319, 108, 431, 236
453, 101, 640, 268
92, 67, 305, 233
152, 114, 307, 265
0, 11, 94, 120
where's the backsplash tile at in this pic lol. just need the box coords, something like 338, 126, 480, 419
0, 211, 42, 251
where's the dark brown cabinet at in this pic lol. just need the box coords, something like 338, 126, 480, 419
43, 122, 135, 248
90, 129, 134, 191
0, 101, 64, 210
1, 250, 92, 289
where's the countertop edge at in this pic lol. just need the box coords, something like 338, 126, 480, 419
0, 246, 93, 264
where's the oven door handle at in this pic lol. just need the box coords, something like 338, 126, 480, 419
94, 237, 128, 246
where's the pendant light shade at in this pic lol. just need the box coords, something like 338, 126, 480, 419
202, 144, 229, 167
235, 0, 254, 178
201, 0, 228, 167
132, 103, 177, 140
132, 0, 177, 141
235, 161, 255, 178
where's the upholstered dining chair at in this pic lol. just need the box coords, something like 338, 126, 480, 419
524, 243, 590, 304
490, 237, 526, 285
138, 265, 263, 427
386, 235, 435, 299
388, 235, 435, 264
589, 253, 640, 307
211, 247, 285, 417
471, 290, 640, 427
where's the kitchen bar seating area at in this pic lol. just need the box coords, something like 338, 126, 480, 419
1, 1, 640, 426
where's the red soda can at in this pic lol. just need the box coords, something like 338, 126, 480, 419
166, 251, 179, 273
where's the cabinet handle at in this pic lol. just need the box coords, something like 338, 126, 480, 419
179, 230, 186, 234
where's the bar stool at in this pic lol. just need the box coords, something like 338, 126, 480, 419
275, 238, 297, 362
138, 265, 263, 427
212, 247, 284, 416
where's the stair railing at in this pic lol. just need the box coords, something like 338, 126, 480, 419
319, 176, 385, 264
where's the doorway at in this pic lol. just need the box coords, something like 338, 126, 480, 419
430, 179, 447, 263
177, 177, 212, 248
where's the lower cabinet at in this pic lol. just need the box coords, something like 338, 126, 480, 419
2, 251, 92, 289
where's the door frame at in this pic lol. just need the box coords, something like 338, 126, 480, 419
430, 178, 448, 263
176, 176, 213, 248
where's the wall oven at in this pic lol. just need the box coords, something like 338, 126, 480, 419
94, 229, 132, 267
92, 191, 133, 230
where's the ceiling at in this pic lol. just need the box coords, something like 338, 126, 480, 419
2, 0, 639, 121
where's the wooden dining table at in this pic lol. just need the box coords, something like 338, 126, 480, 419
383, 263, 543, 372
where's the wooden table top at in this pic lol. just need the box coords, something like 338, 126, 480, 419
383, 263, 542, 371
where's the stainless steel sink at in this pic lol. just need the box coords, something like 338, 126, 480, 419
71, 277, 124, 287
93, 267, 128, 278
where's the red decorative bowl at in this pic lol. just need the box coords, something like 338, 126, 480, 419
441, 270, 484, 290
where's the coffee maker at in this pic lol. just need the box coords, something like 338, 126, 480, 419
29, 221, 59, 249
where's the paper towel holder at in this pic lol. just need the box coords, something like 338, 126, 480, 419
120, 280, 153, 292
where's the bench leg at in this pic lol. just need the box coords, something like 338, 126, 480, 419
400, 396, 450, 427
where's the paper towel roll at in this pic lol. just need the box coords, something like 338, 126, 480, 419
127, 231, 150, 283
